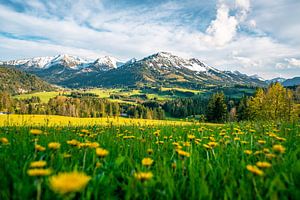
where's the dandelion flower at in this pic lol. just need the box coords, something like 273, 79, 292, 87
142, 158, 154, 166
244, 150, 252, 155
49, 171, 91, 195
27, 168, 52, 176
48, 142, 61, 150
256, 161, 272, 168
0, 137, 9, 144
96, 148, 109, 158
30, 161, 47, 168
177, 150, 190, 157
147, 149, 153, 155
35, 144, 46, 152
258, 140, 266, 144
30, 129, 42, 135
134, 172, 153, 181
272, 144, 285, 153
246, 165, 264, 176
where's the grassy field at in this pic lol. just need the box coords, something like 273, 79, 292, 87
0, 118, 299, 199
0, 114, 198, 127
13, 87, 204, 104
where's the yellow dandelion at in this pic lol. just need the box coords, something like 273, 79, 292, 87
188, 134, 195, 140
246, 165, 264, 176
0, 137, 9, 144
147, 149, 153, 155
265, 153, 276, 159
27, 168, 52, 176
258, 140, 266, 144
49, 171, 91, 195
207, 142, 218, 148
96, 148, 109, 158
67, 139, 80, 146
272, 144, 285, 153
35, 144, 46, 152
134, 172, 153, 181
177, 149, 190, 157
256, 161, 272, 168
244, 150, 252, 155
142, 157, 154, 166
30, 161, 47, 168
30, 129, 42, 135
48, 142, 61, 150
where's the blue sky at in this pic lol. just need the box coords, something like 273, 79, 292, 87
0, 0, 299, 79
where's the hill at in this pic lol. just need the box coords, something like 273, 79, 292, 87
0, 66, 56, 94
282, 77, 300, 87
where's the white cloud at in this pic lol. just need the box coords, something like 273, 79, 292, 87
0, 1, 299, 79
205, 3, 238, 46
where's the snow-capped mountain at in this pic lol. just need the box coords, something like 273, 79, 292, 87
0, 52, 266, 88
0, 54, 122, 71
266, 77, 286, 84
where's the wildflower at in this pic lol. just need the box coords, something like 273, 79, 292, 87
265, 153, 277, 159
49, 172, 91, 195
183, 142, 191, 147
134, 172, 153, 181
27, 168, 52, 176
207, 142, 218, 148
30, 161, 47, 168
0, 137, 9, 144
30, 129, 42, 135
88, 142, 100, 149
35, 144, 46, 152
80, 129, 89, 134
244, 150, 252, 155
258, 140, 266, 144
246, 165, 264, 176
188, 134, 195, 140
147, 149, 153, 155
48, 142, 61, 150
234, 137, 240, 141
96, 148, 109, 158
263, 148, 270, 153
241, 141, 249, 144
142, 157, 154, 166
256, 161, 272, 168
177, 150, 190, 157
67, 139, 80, 146
272, 144, 285, 153
209, 136, 216, 141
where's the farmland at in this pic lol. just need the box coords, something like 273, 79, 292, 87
0, 119, 299, 199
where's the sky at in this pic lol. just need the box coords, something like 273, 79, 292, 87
0, 0, 299, 79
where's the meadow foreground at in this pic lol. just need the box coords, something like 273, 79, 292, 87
0, 122, 299, 199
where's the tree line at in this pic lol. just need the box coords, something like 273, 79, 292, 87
0, 93, 165, 120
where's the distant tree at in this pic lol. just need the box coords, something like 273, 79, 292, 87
206, 92, 228, 122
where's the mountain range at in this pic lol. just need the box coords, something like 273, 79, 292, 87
0, 52, 270, 89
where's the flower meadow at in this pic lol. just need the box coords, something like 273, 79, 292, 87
0, 122, 299, 200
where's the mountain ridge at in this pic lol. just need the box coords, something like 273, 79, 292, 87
0, 52, 267, 89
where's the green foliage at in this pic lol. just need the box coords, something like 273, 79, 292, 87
247, 83, 298, 121
206, 92, 228, 122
